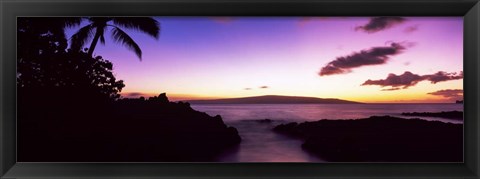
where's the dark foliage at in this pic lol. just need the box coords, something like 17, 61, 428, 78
17, 17, 240, 162
18, 17, 125, 100
274, 116, 462, 162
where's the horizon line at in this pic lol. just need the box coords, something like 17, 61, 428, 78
120, 93, 462, 104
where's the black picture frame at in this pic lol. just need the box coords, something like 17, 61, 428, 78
1, 0, 479, 178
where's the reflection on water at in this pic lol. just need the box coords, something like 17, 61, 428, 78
215, 120, 325, 162
191, 104, 463, 162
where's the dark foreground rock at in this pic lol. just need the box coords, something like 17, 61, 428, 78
18, 93, 241, 162
401, 111, 463, 120
274, 116, 462, 162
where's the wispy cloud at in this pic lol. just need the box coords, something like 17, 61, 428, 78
296, 17, 340, 27
122, 92, 149, 98
210, 17, 234, 24
297, 17, 314, 27
423, 71, 463, 84
427, 89, 463, 100
404, 25, 419, 33
355, 17, 406, 33
319, 42, 411, 76
361, 71, 424, 90
245, 86, 269, 90
361, 71, 463, 90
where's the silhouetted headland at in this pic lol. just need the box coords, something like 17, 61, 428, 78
19, 93, 241, 162
17, 18, 241, 162
401, 111, 463, 120
273, 116, 462, 162
187, 95, 361, 104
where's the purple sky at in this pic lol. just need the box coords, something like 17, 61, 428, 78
65, 17, 463, 103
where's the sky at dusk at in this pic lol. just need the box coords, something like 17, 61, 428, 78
65, 17, 463, 103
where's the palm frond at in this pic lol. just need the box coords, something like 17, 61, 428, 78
98, 25, 107, 45
112, 17, 160, 39
70, 24, 94, 51
111, 26, 142, 60
99, 35, 106, 45
62, 17, 83, 28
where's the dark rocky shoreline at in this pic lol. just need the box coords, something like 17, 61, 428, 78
18, 93, 241, 162
401, 111, 463, 120
273, 116, 462, 162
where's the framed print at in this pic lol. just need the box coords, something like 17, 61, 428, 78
1, 0, 479, 178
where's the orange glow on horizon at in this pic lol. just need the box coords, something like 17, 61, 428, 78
120, 91, 461, 104
108, 17, 462, 104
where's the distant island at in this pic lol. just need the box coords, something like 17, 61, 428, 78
186, 95, 361, 104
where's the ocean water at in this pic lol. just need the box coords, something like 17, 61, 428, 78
190, 103, 463, 162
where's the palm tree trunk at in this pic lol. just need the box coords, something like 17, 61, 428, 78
87, 28, 102, 57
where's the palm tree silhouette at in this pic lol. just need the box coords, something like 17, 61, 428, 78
70, 17, 160, 60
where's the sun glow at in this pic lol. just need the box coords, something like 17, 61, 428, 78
66, 17, 463, 103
